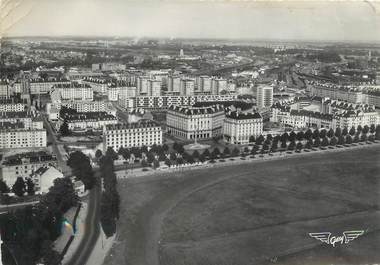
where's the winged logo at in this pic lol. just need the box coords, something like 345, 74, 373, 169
343, 230, 364, 243
309, 232, 331, 244
309, 230, 364, 247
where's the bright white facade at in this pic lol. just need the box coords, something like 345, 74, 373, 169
166, 105, 225, 140
103, 121, 163, 151
0, 125, 47, 149
257, 85, 273, 109
223, 111, 263, 144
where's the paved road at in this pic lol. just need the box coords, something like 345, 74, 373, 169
66, 173, 101, 265
43, 116, 71, 175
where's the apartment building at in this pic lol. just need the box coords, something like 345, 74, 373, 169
223, 111, 263, 144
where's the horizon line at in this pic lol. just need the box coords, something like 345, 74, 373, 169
2, 35, 380, 45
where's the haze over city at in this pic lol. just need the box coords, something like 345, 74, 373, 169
2, 0, 380, 42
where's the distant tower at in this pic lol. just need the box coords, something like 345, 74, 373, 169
20, 72, 31, 109
179, 49, 184, 57
368, 50, 372, 61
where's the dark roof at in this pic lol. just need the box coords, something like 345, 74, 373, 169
0, 122, 25, 130
106, 120, 160, 130
290, 110, 333, 121
225, 111, 262, 120
63, 112, 116, 121
0, 111, 31, 119
168, 105, 224, 115
2, 151, 57, 166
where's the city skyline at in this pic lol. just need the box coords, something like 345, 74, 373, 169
1, 0, 380, 43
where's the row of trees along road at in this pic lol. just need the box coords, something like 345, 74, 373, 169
98, 148, 120, 237
0, 178, 79, 265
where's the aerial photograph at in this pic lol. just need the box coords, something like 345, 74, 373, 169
0, 0, 379, 265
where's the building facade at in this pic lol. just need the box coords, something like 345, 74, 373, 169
0, 123, 47, 149
166, 105, 225, 140
103, 121, 163, 151
257, 85, 274, 109
223, 111, 263, 144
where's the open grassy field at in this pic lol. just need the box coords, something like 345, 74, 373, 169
103, 145, 380, 265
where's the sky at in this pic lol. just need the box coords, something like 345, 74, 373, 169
1, 0, 380, 42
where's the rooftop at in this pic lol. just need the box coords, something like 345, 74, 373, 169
225, 111, 262, 120
63, 112, 116, 121
106, 120, 161, 130
2, 151, 57, 166
168, 105, 224, 115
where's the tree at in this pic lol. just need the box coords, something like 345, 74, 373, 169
281, 140, 287, 149
313, 129, 320, 139
199, 154, 206, 162
349, 126, 356, 136
141, 159, 148, 167
26, 178, 35, 196
249, 135, 255, 143
320, 129, 327, 139
12, 177, 25, 196
327, 128, 334, 138
256, 135, 265, 145
106, 147, 118, 160
95, 149, 103, 159
67, 151, 95, 190
314, 136, 321, 147
147, 152, 155, 164
165, 158, 171, 166
360, 133, 367, 142
266, 134, 273, 142
288, 140, 296, 150
211, 148, 220, 159
369, 124, 376, 134
362, 125, 369, 135
243, 146, 250, 154
289, 131, 297, 142
304, 129, 313, 140
59, 120, 70, 136
170, 152, 177, 161
280, 132, 289, 142
162, 144, 169, 152
330, 136, 337, 146
0, 179, 10, 193
296, 131, 304, 141
357, 125, 363, 133
335, 127, 342, 138
271, 141, 278, 152
192, 150, 200, 159
203, 149, 211, 158
232, 147, 240, 156
354, 134, 360, 143
376, 125, 380, 140
296, 142, 303, 151
342, 127, 348, 136
346, 135, 353, 144
321, 137, 329, 146
153, 159, 160, 169
338, 135, 345, 145
305, 139, 313, 149
223, 147, 231, 157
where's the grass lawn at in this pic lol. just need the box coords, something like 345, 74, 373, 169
103, 145, 380, 265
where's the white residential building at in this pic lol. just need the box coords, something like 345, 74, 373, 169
257, 85, 273, 109
0, 123, 47, 149
180, 79, 195, 96
166, 105, 225, 140
103, 121, 163, 151
0, 151, 58, 187
223, 111, 263, 144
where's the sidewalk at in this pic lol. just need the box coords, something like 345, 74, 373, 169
115, 142, 380, 179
